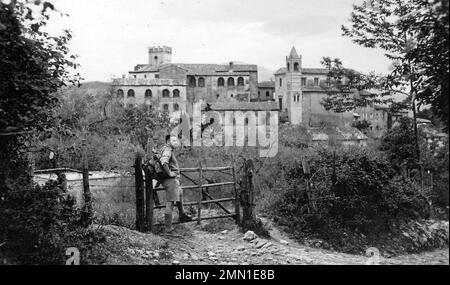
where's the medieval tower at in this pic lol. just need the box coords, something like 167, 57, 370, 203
148, 45, 172, 66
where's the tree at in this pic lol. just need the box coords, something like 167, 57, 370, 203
338, 0, 450, 161
1, 0, 80, 186
320, 57, 391, 113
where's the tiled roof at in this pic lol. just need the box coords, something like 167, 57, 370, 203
274, 67, 287, 75
132, 63, 257, 75
258, 81, 275, 88
289, 46, 299, 58
207, 101, 279, 111
274, 67, 329, 75
302, 68, 328, 74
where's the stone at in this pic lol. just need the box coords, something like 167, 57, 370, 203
256, 240, 269, 249
221, 230, 228, 235
207, 251, 216, 257
236, 245, 246, 251
279, 239, 289, 245
172, 260, 180, 265
243, 231, 258, 241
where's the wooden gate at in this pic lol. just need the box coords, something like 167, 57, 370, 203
134, 153, 252, 233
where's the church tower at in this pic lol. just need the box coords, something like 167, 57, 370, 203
285, 46, 303, 124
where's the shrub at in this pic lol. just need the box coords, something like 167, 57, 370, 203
0, 181, 88, 264
270, 147, 430, 237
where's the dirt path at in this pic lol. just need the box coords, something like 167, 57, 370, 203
98, 219, 449, 265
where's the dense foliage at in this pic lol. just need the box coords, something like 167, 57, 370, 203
324, 0, 449, 130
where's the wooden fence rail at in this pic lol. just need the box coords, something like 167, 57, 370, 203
134, 153, 257, 233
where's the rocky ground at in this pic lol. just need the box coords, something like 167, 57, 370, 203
90, 217, 449, 265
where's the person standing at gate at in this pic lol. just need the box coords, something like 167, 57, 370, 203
160, 134, 192, 232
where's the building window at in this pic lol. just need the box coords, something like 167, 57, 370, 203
294, 62, 299, 72
227, 77, 235, 87
279, 98, 282, 110
144, 75, 147, 79
301, 78, 306, 86
163, 104, 169, 112
266, 91, 270, 99
216, 94, 220, 99
127, 89, 135, 98
314, 78, 319, 86
231, 94, 234, 98
133, 75, 137, 79
162, 89, 170, 97
173, 89, 180, 97
279, 78, 282, 87
145, 89, 152, 98
237, 77, 244, 86
198, 77, 205, 87
218, 77, 225, 87
287, 63, 290, 72
155, 74, 160, 79
174, 103, 179, 111
117, 89, 124, 98
189, 76, 196, 87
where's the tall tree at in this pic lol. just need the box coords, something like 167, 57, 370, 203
0, 0, 79, 186
330, 0, 450, 162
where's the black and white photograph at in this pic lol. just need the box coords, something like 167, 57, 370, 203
0, 0, 449, 271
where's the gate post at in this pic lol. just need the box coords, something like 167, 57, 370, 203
241, 159, 256, 224
197, 161, 203, 225
81, 139, 92, 225
134, 153, 145, 232
144, 169, 154, 232
231, 155, 241, 226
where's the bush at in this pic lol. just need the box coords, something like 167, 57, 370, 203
270, 147, 430, 238
0, 181, 89, 264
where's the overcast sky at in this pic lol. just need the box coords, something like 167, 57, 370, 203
47, 0, 392, 82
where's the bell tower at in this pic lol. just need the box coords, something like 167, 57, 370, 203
286, 46, 303, 124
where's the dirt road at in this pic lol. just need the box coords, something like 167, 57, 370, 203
97, 220, 449, 265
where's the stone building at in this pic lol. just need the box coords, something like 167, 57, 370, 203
275, 46, 356, 126
257, 81, 276, 102
113, 46, 258, 115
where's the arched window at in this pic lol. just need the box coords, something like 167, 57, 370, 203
145, 89, 152, 98
173, 89, 180, 97
127, 89, 135, 98
189, 76, 196, 87
163, 104, 169, 112
162, 89, 170, 98
227, 77, 235, 87
294, 62, 299, 72
117, 89, 124, 98
174, 103, 179, 111
237, 77, 244, 86
218, 77, 225, 87
198, 77, 205, 87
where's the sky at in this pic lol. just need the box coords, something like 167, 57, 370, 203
45, 0, 393, 82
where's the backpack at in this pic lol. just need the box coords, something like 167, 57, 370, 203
145, 149, 170, 182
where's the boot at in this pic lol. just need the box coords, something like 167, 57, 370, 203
177, 201, 192, 222
164, 213, 174, 233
